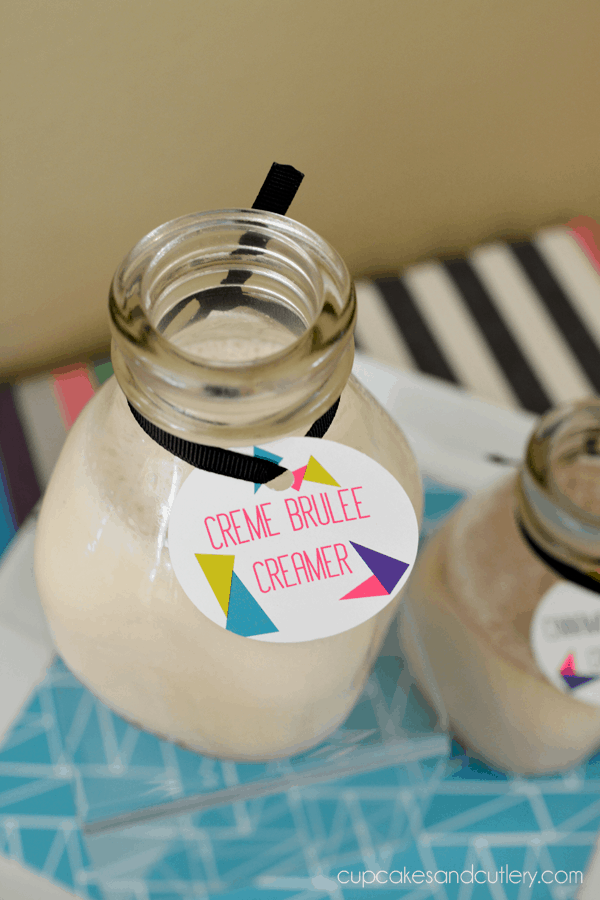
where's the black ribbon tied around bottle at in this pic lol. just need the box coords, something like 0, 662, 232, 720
517, 518, 600, 596
127, 163, 341, 484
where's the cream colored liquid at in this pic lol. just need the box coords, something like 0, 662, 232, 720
34, 372, 421, 760
553, 456, 600, 516
400, 475, 600, 773
167, 307, 300, 361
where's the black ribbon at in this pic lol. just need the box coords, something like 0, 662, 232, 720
517, 518, 600, 596
128, 162, 331, 484
157, 164, 305, 336
128, 397, 340, 484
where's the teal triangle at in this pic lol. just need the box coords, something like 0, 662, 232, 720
253, 446, 283, 493
0, 731, 53, 764
149, 843, 193, 881
20, 828, 57, 869
226, 572, 279, 637
254, 447, 283, 464
53, 845, 75, 889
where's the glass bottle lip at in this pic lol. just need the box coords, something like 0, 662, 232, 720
110, 208, 353, 369
518, 399, 600, 561
108, 209, 356, 444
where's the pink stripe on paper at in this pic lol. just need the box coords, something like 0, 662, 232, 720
51, 364, 97, 429
568, 216, 600, 276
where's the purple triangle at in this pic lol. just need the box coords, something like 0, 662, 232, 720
349, 542, 409, 594
563, 673, 600, 690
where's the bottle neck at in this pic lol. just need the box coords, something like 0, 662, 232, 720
109, 209, 355, 446
516, 401, 600, 587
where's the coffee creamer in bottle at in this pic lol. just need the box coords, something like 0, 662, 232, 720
401, 399, 600, 773
35, 166, 422, 760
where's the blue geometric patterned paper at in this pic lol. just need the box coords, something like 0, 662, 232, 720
0, 477, 597, 899
0, 644, 449, 899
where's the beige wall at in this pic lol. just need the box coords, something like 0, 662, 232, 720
2, 0, 600, 377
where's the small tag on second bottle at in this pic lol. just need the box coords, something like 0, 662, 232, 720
531, 582, 600, 707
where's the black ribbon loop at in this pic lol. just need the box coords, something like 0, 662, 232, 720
518, 518, 600, 596
130, 162, 329, 484
128, 397, 340, 484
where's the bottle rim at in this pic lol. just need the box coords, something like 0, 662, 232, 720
110, 208, 352, 365
518, 399, 600, 564
108, 209, 356, 444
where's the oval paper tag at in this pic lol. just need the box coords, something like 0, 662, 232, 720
531, 582, 600, 707
168, 437, 419, 642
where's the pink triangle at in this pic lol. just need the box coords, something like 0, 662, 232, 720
340, 574, 389, 600
291, 465, 307, 491
560, 653, 576, 678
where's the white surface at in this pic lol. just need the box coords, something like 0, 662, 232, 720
579, 837, 600, 900
1, 355, 597, 898
0, 855, 79, 900
353, 351, 536, 492
0, 518, 54, 743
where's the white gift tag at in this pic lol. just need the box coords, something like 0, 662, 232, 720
168, 437, 419, 642
531, 582, 600, 707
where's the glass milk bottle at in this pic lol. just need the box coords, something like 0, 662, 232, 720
400, 400, 600, 774
34, 208, 421, 760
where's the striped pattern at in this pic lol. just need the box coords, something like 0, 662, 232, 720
356, 226, 600, 415
0, 359, 113, 558
2, 225, 600, 561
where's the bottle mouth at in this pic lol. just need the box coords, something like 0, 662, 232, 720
518, 400, 600, 562
109, 209, 355, 443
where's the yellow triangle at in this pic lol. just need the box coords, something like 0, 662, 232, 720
195, 554, 234, 616
303, 456, 340, 487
